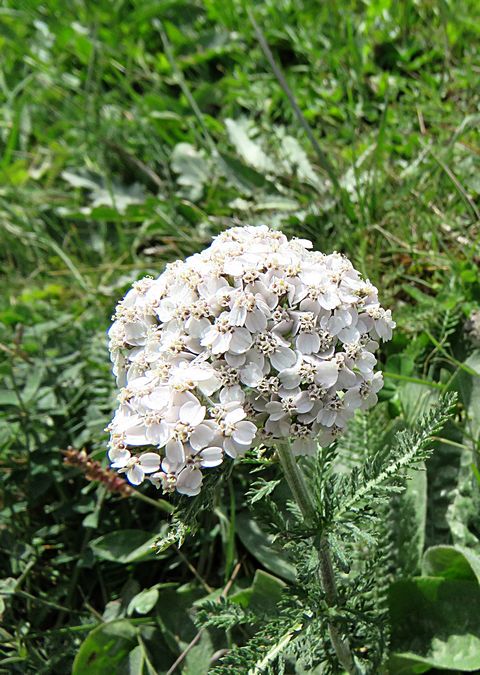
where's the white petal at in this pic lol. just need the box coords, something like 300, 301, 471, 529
225, 352, 246, 368
265, 416, 291, 438
199, 446, 223, 467
279, 365, 301, 389
190, 424, 216, 451
244, 349, 265, 371
212, 331, 232, 354
114, 410, 142, 432
124, 425, 149, 446
220, 385, 245, 404
176, 466, 202, 496
146, 422, 171, 447
225, 407, 246, 425
338, 326, 360, 344
317, 409, 336, 427
240, 362, 263, 387
371, 371, 384, 393
165, 439, 185, 468
127, 464, 145, 485
198, 373, 222, 396
292, 438, 317, 457
229, 327, 253, 354
229, 305, 247, 326
157, 299, 176, 322
270, 346, 296, 371
109, 448, 131, 467
232, 420, 256, 444
337, 367, 357, 388
344, 389, 362, 410
143, 388, 170, 411
223, 437, 249, 458
186, 317, 211, 338
297, 332, 320, 355
295, 391, 314, 413
315, 361, 339, 387
319, 288, 340, 310
245, 310, 267, 333
265, 401, 285, 421
179, 400, 206, 426
139, 452, 161, 473
357, 351, 376, 373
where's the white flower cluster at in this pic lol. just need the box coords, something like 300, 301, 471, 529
107, 226, 395, 497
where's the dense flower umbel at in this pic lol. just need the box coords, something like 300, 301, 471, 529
107, 226, 395, 496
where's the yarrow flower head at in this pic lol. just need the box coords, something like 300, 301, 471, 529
107, 226, 395, 496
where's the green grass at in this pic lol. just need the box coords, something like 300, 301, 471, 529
1, 0, 480, 672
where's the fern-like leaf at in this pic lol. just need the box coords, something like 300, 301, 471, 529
333, 392, 457, 525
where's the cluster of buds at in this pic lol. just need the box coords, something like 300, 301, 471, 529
107, 226, 395, 497
63, 447, 133, 496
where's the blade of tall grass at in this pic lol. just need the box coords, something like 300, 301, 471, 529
247, 7, 356, 221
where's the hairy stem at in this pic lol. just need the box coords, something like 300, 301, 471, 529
276, 440, 315, 520
276, 441, 358, 674
318, 536, 359, 674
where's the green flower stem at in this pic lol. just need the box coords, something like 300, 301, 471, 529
318, 536, 358, 675
131, 489, 175, 514
276, 440, 315, 520
276, 441, 358, 675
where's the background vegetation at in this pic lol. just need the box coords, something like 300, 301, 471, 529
1, 0, 479, 672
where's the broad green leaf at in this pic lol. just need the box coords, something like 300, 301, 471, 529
171, 143, 209, 201
218, 151, 272, 192
21, 367, 45, 403
397, 382, 439, 424
389, 577, 480, 673
225, 118, 275, 174
230, 569, 285, 613
422, 545, 480, 583
278, 133, 323, 189
72, 620, 137, 675
90, 530, 159, 564
445, 433, 479, 549
457, 349, 480, 442
391, 464, 428, 576
154, 584, 216, 674
183, 630, 214, 675
126, 645, 145, 675
236, 512, 296, 582
127, 587, 160, 615
0, 391, 19, 406
252, 197, 300, 211
409, 465, 428, 567
156, 584, 205, 654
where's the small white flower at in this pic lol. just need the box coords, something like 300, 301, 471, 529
344, 372, 384, 410
221, 407, 257, 458
176, 465, 203, 496
110, 448, 161, 485
265, 391, 314, 422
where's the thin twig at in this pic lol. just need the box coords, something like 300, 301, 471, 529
130, 486, 176, 514
166, 560, 243, 675
247, 8, 353, 218
154, 20, 217, 155
105, 141, 164, 190
173, 544, 213, 594
426, 146, 480, 222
